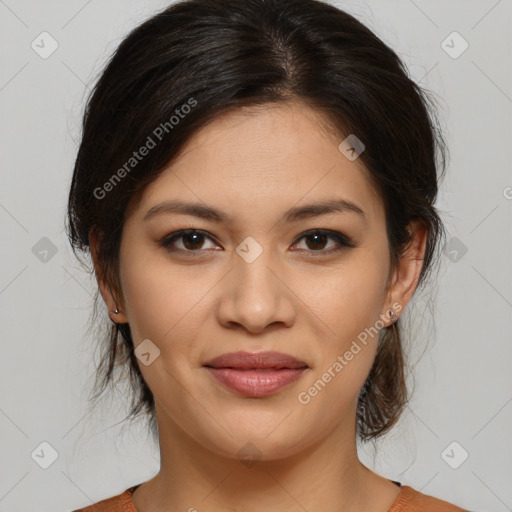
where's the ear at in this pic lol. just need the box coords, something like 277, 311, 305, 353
89, 228, 129, 324
385, 219, 428, 321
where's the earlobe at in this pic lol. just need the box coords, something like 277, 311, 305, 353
386, 220, 428, 316
89, 228, 128, 324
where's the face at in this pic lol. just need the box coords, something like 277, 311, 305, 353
97, 101, 410, 461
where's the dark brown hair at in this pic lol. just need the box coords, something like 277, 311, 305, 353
66, 0, 447, 442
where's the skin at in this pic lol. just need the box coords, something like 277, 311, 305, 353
90, 101, 427, 512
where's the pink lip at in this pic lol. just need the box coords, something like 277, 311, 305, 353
203, 351, 308, 397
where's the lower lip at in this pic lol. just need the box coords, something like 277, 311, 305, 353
205, 367, 307, 397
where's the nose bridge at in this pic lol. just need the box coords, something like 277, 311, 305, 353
217, 238, 295, 332
236, 249, 276, 304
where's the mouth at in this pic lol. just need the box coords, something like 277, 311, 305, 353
203, 351, 309, 397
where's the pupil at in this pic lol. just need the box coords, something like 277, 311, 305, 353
307, 233, 326, 250
184, 232, 203, 250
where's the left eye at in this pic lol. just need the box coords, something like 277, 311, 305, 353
293, 230, 354, 254
160, 229, 355, 255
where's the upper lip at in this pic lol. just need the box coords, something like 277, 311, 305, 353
203, 351, 308, 370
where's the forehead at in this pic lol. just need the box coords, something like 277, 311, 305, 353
130, 101, 384, 226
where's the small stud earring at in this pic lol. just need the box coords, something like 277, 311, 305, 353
113, 307, 119, 315
388, 310, 397, 324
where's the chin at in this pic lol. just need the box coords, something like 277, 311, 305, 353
205, 437, 306, 465
195, 417, 312, 463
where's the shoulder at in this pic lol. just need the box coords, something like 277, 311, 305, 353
390, 485, 470, 512
70, 485, 138, 512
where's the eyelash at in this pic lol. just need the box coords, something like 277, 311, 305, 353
159, 228, 356, 257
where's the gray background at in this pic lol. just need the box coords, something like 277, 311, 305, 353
0, 0, 511, 510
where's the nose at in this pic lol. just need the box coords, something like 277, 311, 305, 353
216, 246, 296, 334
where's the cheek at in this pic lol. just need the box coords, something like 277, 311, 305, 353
118, 243, 177, 342
299, 249, 388, 395
309, 251, 389, 336
118, 245, 215, 347
120, 273, 165, 341
118, 253, 204, 395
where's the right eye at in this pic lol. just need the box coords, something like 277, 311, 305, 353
159, 229, 221, 254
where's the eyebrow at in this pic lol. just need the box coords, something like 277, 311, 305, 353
143, 198, 366, 224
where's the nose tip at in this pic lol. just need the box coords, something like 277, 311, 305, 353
216, 260, 296, 333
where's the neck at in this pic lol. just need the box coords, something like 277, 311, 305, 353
132, 402, 401, 512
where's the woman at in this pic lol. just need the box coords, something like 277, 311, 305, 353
67, 0, 469, 510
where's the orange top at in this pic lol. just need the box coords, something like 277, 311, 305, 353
71, 482, 470, 511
